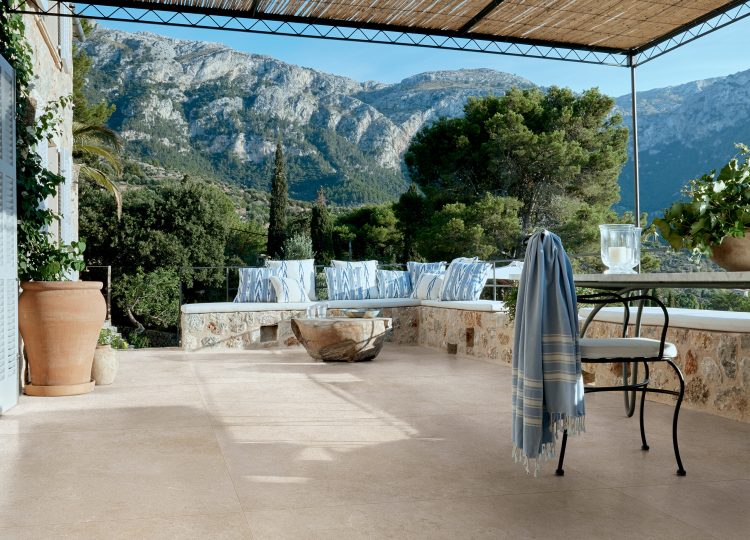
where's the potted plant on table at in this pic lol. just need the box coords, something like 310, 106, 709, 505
652, 143, 750, 271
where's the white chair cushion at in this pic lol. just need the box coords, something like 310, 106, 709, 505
412, 272, 444, 300
325, 298, 422, 309
420, 299, 506, 312
580, 337, 677, 359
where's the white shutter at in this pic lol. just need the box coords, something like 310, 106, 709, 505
59, 3, 72, 73
0, 55, 19, 414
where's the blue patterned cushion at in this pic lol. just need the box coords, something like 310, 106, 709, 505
407, 262, 446, 298
265, 259, 316, 301
234, 267, 282, 303
377, 270, 412, 299
331, 260, 378, 299
325, 267, 367, 301
439, 261, 492, 301
412, 272, 444, 300
269, 276, 308, 303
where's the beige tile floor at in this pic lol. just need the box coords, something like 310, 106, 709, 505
1, 345, 748, 539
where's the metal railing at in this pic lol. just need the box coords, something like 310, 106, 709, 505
177, 248, 671, 320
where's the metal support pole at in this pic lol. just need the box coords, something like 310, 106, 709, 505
630, 55, 641, 229
226, 267, 230, 302
348, 238, 352, 262
106, 266, 111, 322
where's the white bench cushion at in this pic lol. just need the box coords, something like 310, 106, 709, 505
580, 337, 677, 359
182, 302, 314, 314
579, 306, 750, 333
420, 300, 507, 312
324, 298, 423, 309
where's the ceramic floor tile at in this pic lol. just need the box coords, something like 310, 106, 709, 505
245, 489, 712, 540
0, 427, 240, 527
617, 480, 750, 540
0, 512, 253, 540
112, 358, 196, 386
0, 384, 210, 434
215, 413, 606, 512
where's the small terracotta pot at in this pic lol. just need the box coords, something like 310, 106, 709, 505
710, 233, 750, 272
92, 344, 119, 385
19, 281, 107, 396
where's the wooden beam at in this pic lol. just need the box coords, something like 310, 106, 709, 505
456, 0, 506, 37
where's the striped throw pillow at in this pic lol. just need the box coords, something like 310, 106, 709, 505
269, 276, 308, 303
325, 267, 367, 301
377, 270, 411, 299
439, 261, 492, 301
331, 260, 378, 299
234, 267, 282, 303
407, 261, 446, 298
412, 272, 444, 300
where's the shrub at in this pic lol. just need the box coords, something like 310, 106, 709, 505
282, 234, 315, 260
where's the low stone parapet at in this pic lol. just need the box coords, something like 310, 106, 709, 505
181, 306, 419, 351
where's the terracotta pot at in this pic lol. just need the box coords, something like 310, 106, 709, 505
19, 281, 106, 396
92, 344, 119, 385
710, 233, 750, 272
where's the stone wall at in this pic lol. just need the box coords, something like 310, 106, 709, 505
181, 306, 419, 351
418, 306, 514, 363
582, 321, 750, 423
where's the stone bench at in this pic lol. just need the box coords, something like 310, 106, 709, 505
180, 298, 507, 352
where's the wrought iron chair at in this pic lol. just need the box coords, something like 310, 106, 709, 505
555, 291, 686, 477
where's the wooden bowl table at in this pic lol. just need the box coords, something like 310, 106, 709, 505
290, 317, 392, 362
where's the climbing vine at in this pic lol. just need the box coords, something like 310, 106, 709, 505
1, 1, 85, 281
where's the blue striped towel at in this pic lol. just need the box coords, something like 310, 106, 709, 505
511, 231, 585, 476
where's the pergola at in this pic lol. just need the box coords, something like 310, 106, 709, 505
11, 0, 750, 221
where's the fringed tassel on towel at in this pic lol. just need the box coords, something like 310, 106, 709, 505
512, 441, 558, 478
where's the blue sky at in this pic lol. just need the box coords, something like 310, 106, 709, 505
101, 15, 750, 97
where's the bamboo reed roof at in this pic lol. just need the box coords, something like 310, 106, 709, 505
122, 0, 740, 52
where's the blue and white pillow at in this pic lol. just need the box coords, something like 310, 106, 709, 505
325, 267, 367, 301
377, 270, 411, 299
269, 276, 308, 303
235, 267, 282, 303
412, 272, 444, 300
265, 259, 316, 301
439, 261, 492, 301
407, 262, 446, 298
331, 260, 378, 299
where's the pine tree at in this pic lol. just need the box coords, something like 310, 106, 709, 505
310, 188, 334, 264
267, 141, 288, 258
393, 182, 431, 261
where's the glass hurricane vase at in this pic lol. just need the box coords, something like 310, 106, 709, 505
599, 224, 641, 274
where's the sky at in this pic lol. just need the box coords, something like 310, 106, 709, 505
99, 14, 750, 97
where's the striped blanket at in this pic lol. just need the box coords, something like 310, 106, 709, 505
511, 231, 586, 476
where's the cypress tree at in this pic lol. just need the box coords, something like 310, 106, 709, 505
311, 188, 334, 264
267, 141, 288, 258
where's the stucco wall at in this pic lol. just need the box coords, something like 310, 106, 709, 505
23, 10, 75, 246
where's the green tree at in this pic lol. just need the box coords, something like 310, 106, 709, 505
114, 267, 179, 331
72, 19, 115, 125
706, 290, 750, 312
393, 183, 432, 261
267, 141, 288, 258
310, 188, 335, 263
335, 204, 403, 263
283, 234, 316, 260
225, 214, 267, 265
405, 88, 629, 233
416, 194, 522, 261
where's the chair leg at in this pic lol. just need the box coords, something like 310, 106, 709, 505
555, 430, 568, 476
640, 361, 649, 451
666, 358, 687, 476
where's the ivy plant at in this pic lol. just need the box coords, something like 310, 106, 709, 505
652, 144, 750, 258
1, 1, 86, 281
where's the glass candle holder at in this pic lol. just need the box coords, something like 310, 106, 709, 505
599, 224, 642, 274
317, 304, 328, 318
306, 305, 316, 318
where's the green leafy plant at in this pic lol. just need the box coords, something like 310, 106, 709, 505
127, 331, 150, 349
1, 2, 85, 282
282, 234, 315, 260
114, 267, 179, 332
652, 143, 750, 257
98, 327, 128, 349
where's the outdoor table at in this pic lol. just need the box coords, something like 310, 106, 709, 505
290, 316, 392, 362
573, 271, 750, 415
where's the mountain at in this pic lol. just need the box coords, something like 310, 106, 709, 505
614, 69, 750, 218
81, 23, 534, 204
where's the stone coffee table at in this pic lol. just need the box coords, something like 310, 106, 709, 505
290, 317, 392, 362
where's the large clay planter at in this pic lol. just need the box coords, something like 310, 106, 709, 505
92, 344, 119, 385
710, 233, 750, 271
19, 281, 107, 396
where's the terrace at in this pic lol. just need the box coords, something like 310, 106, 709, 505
2, 345, 748, 539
